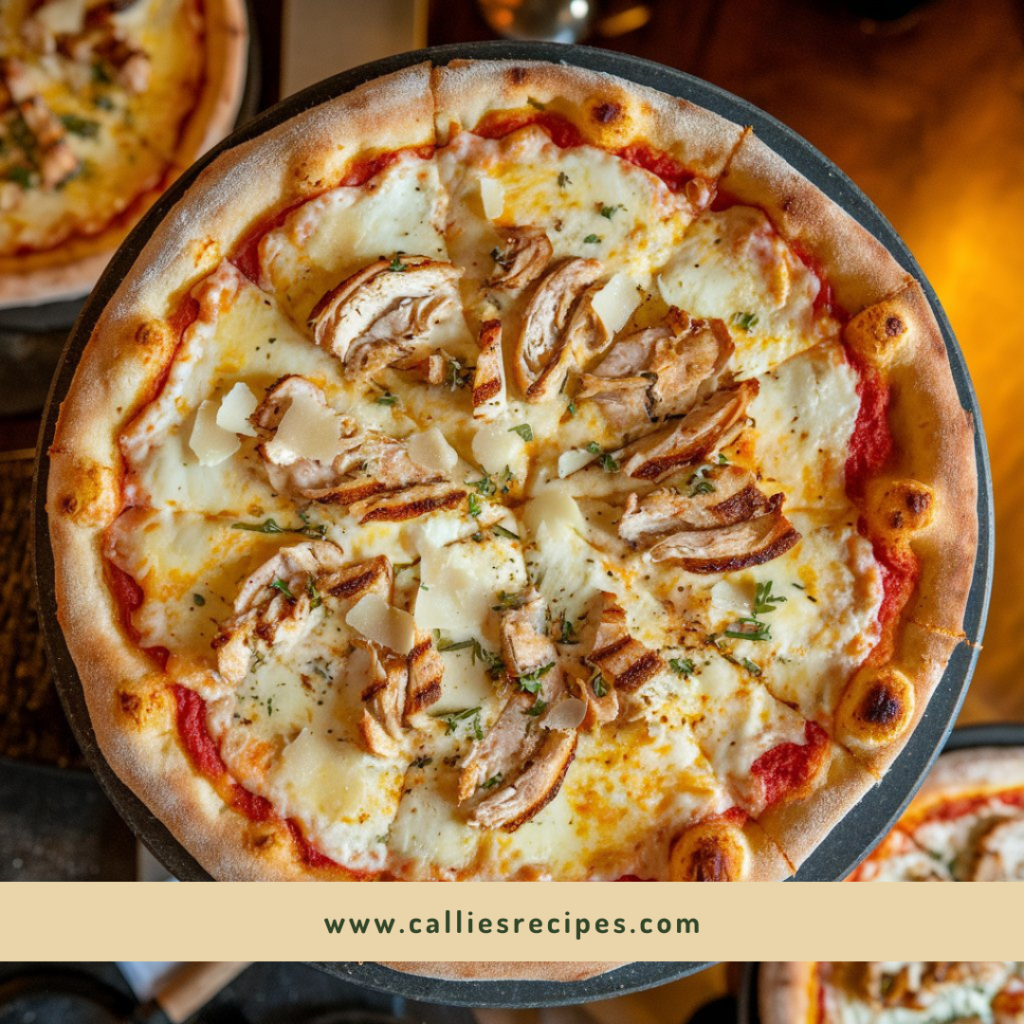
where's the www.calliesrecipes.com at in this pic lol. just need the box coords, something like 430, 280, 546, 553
324, 910, 699, 940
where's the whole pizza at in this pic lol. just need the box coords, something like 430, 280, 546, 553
0, 0, 248, 306
46, 59, 978, 883
760, 962, 1024, 1024
851, 745, 1024, 881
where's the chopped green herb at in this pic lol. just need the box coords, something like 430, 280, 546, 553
599, 203, 624, 219
446, 357, 472, 390
583, 233, 602, 244
266, 696, 274, 716
669, 657, 695, 677
307, 577, 322, 610
598, 453, 620, 472
94, 94, 115, 111
91, 61, 112, 84
5, 165, 33, 189
270, 578, 296, 602
753, 580, 787, 616
376, 391, 398, 406
493, 590, 528, 611
724, 618, 772, 642
557, 171, 572, 188
717, 452, 729, 464
467, 493, 483, 518
59, 114, 100, 139
792, 582, 806, 590
441, 706, 484, 740
509, 423, 534, 442
232, 517, 326, 540
482, 772, 504, 789
526, 698, 548, 717
388, 254, 407, 272
437, 637, 505, 679
411, 756, 433, 769
501, 465, 516, 492
471, 472, 497, 496
567, 400, 577, 417
517, 661, 555, 694
731, 311, 759, 332
740, 657, 762, 676
492, 523, 520, 540
192, 593, 205, 606
591, 672, 608, 698
559, 614, 577, 644
527, 97, 545, 110
690, 479, 715, 495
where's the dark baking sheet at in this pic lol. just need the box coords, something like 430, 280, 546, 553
33, 33, 992, 910
308, 962, 710, 1010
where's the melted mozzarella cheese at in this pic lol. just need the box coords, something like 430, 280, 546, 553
258, 151, 449, 324
748, 341, 860, 509
658, 205, 838, 376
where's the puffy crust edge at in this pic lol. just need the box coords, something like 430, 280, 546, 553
755, 743, 877, 872
433, 58, 745, 182
718, 130, 910, 313
909, 746, 1024, 812
758, 962, 818, 1024
0, 0, 249, 307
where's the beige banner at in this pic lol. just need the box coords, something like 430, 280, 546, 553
1, 882, 1022, 961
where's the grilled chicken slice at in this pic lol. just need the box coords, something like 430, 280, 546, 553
470, 729, 578, 832
583, 592, 664, 694
308, 256, 462, 373
2, 59, 78, 188
618, 380, 758, 481
618, 466, 770, 544
578, 308, 733, 430
514, 257, 603, 402
349, 482, 467, 523
391, 349, 448, 386
358, 627, 445, 757
472, 319, 506, 419
647, 494, 801, 573
253, 376, 447, 511
213, 545, 388, 689
459, 592, 580, 830
486, 227, 553, 291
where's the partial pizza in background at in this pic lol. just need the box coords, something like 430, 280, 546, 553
760, 962, 1024, 1024
0, 0, 248, 306
851, 746, 1024, 881
45, 59, 978, 885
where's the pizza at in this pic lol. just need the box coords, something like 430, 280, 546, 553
850, 746, 1024, 881
375, 962, 622, 982
45, 59, 978, 883
0, 0, 248, 307
760, 962, 1024, 1024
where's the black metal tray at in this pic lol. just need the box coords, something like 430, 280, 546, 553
308, 962, 710, 1010
33, 39, 992, 901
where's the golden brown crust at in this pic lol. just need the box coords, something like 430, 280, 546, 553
910, 747, 1024, 811
0, 0, 249, 307
669, 816, 792, 881
756, 743, 877, 871
719, 130, 910, 313
433, 58, 745, 187
759, 962, 818, 1024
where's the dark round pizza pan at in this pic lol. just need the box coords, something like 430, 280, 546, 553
306, 962, 712, 1010
943, 721, 1024, 753
33, 39, 993, 903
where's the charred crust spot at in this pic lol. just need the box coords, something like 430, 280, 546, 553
592, 101, 621, 124
884, 314, 905, 337
509, 66, 528, 85
906, 489, 932, 515
359, 489, 466, 523
860, 682, 904, 726
889, 510, 905, 530
58, 493, 78, 515
781, 196, 796, 214
689, 838, 733, 881
117, 690, 141, 721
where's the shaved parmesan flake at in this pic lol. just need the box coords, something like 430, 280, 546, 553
472, 421, 522, 472
264, 389, 340, 465
591, 273, 640, 336
32, 0, 87, 36
479, 177, 505, 221
710, 579, 751, 616
407, 427, 458, 474
346, 594, 416, 655
189, 400, 240, 466
523, 483, 585, 540
557, 449, 597, 478
216, 382, 259, 436
544, 697, 587, 731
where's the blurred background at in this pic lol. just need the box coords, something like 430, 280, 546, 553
0, 0, 1020, 892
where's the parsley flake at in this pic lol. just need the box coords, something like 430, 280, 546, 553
509, 423, 534, 442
